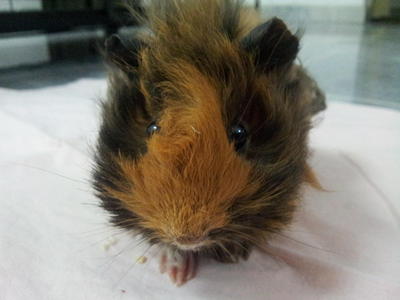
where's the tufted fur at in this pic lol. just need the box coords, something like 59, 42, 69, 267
92, 0, 325, 262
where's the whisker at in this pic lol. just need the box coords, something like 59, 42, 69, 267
264, 28, 291, 71
216, 241, 236, 262
112, 243, 153, 289
13, 163, 88, 185
76, 188, 92, 194
77, 219, 138, 237
224, 238, 248, 253
224, 224, 337, 255
236, 90, 257, 127
76, 230, 130, 253
100, 236, 149, 273
78, 226, 123, 237
80, 202, 100, 207
272, 232, 338, 255
138, 244, 163, 280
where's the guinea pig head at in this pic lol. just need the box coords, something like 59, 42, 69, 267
111, 66, 259, 250
93, 15, 318, 260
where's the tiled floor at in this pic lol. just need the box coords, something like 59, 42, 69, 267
0, 11, 399, 110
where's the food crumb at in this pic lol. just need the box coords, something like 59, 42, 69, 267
191, 126, 201, 134
136, 256, 148, 264
103, 237, 118, 251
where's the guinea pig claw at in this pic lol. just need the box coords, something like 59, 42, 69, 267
159, 252, 168, 274
159, 249, 198, 286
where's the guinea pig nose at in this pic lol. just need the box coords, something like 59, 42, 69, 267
176, 235, 205, 245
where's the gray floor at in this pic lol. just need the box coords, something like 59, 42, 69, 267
0, 57, 106, 90
0, 17, 399, 110
301, 22, 400, 110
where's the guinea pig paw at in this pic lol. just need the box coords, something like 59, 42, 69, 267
159, 249, 198, 286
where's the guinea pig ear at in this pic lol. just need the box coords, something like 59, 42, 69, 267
104, 34, 144, 71
240, 17, 299, 72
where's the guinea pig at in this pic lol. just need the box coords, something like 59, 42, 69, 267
92, 0, 325, 286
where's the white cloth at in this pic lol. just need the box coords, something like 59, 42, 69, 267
0, 79, 399, 300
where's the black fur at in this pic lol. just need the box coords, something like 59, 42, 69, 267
241, 17, 299, 71
92, 0, 325, 264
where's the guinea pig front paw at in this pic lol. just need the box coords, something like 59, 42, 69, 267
159, 249, 198, 286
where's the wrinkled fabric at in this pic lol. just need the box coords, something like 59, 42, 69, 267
0, 79, 399, 300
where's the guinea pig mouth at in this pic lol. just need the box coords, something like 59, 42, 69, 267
174, 242, 206, 251
173, 236, 208, 251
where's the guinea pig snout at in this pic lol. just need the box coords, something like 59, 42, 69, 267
176, 235, 205, 245
174, 235, 207, 250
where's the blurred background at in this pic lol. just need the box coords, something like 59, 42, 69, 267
0, 0, 399, 110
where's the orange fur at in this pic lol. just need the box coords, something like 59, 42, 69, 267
106, 65, 259, 243
304, 164, 323, 191
94, 0, 327, 263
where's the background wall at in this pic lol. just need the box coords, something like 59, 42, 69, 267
0, 2, 10, 10
0, 0, 367, 69
258, 0, 364, 5
9, 0, 42, 10
0, 0, 49, 69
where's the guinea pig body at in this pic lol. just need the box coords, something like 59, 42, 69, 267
92, 0, 325, 286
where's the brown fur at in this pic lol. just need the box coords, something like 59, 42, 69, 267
304, 164, 323, 190
106, 65, 259, 243
92, 0, 326, 263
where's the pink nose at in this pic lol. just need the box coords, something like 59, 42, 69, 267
176, 235, 205, 245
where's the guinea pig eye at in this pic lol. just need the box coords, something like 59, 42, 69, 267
147, 122, 160, 136
230, 124, 247, 151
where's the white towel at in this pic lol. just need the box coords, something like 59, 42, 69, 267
0, 79, 399, 299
